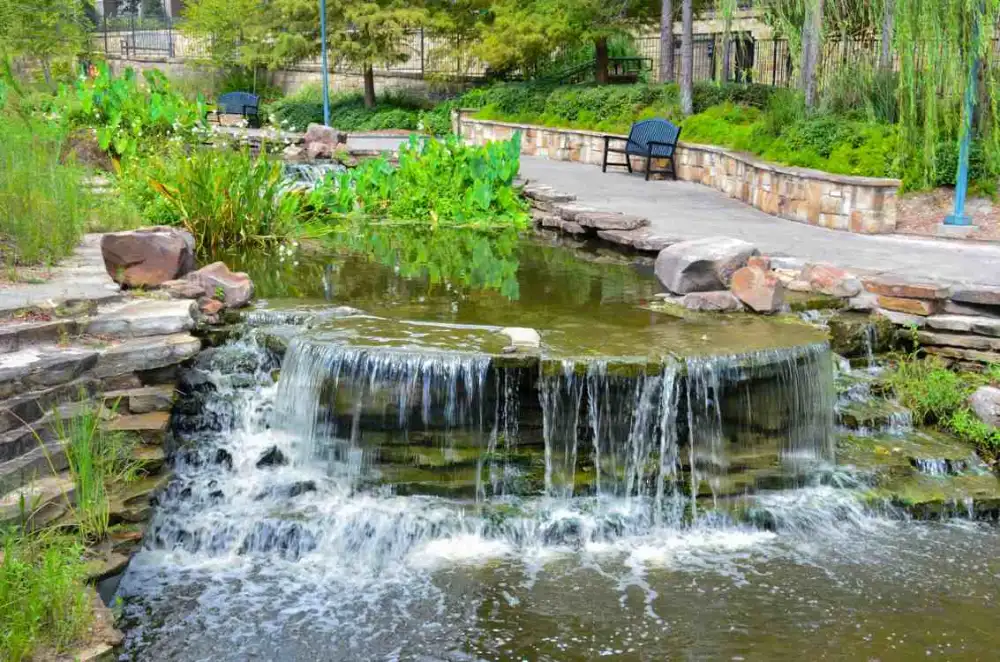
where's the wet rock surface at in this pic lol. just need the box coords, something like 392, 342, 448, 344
654, 237, 759, 294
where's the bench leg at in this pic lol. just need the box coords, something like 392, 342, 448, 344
670, 157, 678, 181
602, 145, 609, 173
626, 156, 633, 174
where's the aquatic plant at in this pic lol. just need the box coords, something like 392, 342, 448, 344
311, 134, 529, 228
124, 146, 303, 255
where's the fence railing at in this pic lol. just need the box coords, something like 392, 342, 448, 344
90, 18, 888, 89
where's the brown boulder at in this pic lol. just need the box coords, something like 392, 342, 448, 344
101, 227, 196, 288
800, 263, 862, 298
161, 279, 207, 300
730, 266, 785, 313
185, 262, 254, 308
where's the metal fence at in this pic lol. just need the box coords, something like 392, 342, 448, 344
90, 14, 888, 88
633, 34, 883, 87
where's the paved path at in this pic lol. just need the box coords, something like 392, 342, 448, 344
0, 235, 121, 315
520, 157, 1000, 285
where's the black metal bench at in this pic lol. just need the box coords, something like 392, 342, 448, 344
216, 91, 261, 127
602, 119, 682, 181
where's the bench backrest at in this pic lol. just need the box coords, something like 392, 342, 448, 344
626, 119, 681, 157
218, 91, 260, 115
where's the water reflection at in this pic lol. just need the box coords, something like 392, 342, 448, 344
219, 225, 522, 301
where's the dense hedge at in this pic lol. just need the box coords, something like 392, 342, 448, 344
264, 89, 454, 135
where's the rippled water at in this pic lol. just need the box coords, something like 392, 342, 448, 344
116, 239, 1000, 660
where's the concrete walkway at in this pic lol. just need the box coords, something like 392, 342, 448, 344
519, 157, 1000, 286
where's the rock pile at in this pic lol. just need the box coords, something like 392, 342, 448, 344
101, 229, 254, 324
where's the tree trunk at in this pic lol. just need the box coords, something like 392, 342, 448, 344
363, 64, 376, 109
41, 58, 53, 90
721, 31, 733, 82
680, 0, 693, 115
595, 37, 610, 85
659, 0, 675, 83
880, 0, 894, 70
800, 0, 824, 110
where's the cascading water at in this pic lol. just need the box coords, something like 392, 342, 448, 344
115, 328, 1000, 660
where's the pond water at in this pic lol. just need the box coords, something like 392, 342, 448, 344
115, 232, 1000, 661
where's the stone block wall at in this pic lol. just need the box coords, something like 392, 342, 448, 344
455, 110, 902, 235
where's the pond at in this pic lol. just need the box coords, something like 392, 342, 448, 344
114, 231, 1000, 661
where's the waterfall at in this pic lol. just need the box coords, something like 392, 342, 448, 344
282, 162, 345, 189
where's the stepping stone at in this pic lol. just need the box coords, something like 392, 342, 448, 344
951, 285, 1000, 306
94, 334, 201, 378
0, 473, 75, 527
0, 347, 99, 399
916, 330, 1000, 352
103, 385, 176, 414
0, 319, 79, 354
862, 276, 951, 300
597, 228, 678, 252
574, 210, 649, 231
132, 445, 166, 473
86, 299, 197, 339
0, 415, 57, 463
522, 186, 576, 204
876, 295, 941, 316
0, 377, 99, 434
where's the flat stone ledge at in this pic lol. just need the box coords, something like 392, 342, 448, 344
950, 285, 1000, 306
94, 334, 202, 378
86, 299, 197, 339
597, 228, 679, 252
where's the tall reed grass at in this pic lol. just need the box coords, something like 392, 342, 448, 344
0, 118, 88, 267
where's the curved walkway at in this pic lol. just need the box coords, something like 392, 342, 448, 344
519, 157, 1000, 286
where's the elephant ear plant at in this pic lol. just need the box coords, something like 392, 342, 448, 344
68, 65, 208, 161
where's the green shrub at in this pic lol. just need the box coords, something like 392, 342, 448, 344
692, 82, 776, 113
65, 65, 207, 160
122, 147, 303, 254
0, 532, 91, 661
265, 88, 439, 133
0, 118, 88, 267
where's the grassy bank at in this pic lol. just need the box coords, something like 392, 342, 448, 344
0, 118, 89, 268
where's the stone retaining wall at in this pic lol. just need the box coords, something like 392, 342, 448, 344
455, 110, 902, 235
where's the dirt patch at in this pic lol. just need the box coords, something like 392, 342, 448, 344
60, 129, 114, 172
895, 189, 1000, 242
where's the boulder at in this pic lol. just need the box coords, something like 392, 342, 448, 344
800, 263, 862, 298
184, 262, 254, 308
654, 237, 759, 294
304, 123, 347, 147
282, 144, 307, 162
161, 279, 207, 300
681, 291, 744, 312
970, 386, 1000, 429
730, 265, 784, 313
257, 446, 287, 468
101, 227, 196, 288
306, 141, 334, 160
500, 327, 541, 349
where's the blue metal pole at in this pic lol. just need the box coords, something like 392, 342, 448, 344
320, 0, 330, 126
944, 15, 980, 226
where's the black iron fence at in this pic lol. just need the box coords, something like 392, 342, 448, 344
90, 15, 888, 88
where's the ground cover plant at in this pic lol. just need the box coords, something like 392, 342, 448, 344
0, 531, 92, 661
884, 353, 1000, 462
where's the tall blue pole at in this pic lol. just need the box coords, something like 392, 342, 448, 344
944, 12, 980, 226
320, 0, 330, 126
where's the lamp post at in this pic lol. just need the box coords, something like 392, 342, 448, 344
320, 0, 330, 126
944, 7, 980, 228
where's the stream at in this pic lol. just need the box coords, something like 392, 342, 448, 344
115, 236, 1000, 661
